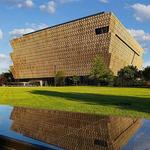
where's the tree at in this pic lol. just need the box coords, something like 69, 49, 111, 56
117, 65, 139, 86
54, 71, 65, 86
70, 75, 80, 85
142, 66, 150, 81
90, 55, 114, 85
0, 74, 7, 86
0, 70, 14, 85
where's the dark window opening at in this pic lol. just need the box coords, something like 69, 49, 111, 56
95, 26, 109, 35
94, 139, 108, 147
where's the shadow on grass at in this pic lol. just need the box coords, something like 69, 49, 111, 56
29, 90, 150, 114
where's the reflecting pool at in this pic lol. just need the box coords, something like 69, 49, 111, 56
0, 105, 149, 150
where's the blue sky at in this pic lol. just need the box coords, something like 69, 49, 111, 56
0, 0, 150, 73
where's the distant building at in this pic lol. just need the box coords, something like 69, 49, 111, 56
11, 107, 141, 150
10, 12, 143, 82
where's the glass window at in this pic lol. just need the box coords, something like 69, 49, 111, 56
95, 26, 109, 35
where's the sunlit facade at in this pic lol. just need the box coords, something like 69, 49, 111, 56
10, 12, 143, 80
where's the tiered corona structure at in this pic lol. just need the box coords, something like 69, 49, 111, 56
10, 12, 143, 80
10, 107, 141, 150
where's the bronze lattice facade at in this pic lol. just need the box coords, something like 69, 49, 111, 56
10, 107, 141, 150
10, 12, 143, 80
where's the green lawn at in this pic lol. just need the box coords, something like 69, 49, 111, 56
0, 86, 149, 118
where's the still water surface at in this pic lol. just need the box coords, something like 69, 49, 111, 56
0, 105, 150, 150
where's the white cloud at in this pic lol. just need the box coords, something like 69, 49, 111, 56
0, 53, 11, 73
99, 0, 108, 3
2, 0, 34, 8
128, 29, 150, 55
128, 29, 150, 42
9, 23, 48, 38
25, 23, 48, 30
17, 0, 34, 8
40, 1, 56, 14
9, 28, 35, 38
0, 54, 7, 60
131, 3, 150, 21
144, 61, 150, 67
39, 0, 80, 14
0, 29, 3, 40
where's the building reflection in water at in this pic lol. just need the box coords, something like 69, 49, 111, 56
10, 107, 141, 150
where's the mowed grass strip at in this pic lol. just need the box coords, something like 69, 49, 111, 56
0, 86, 149, 118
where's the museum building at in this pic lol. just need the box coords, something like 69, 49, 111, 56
10, 12, 143, 83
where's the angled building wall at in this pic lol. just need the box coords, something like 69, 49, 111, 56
109, 13, 143, 74
10, 12, 143, 79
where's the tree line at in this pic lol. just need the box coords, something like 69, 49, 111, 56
54, 56, 150, 87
